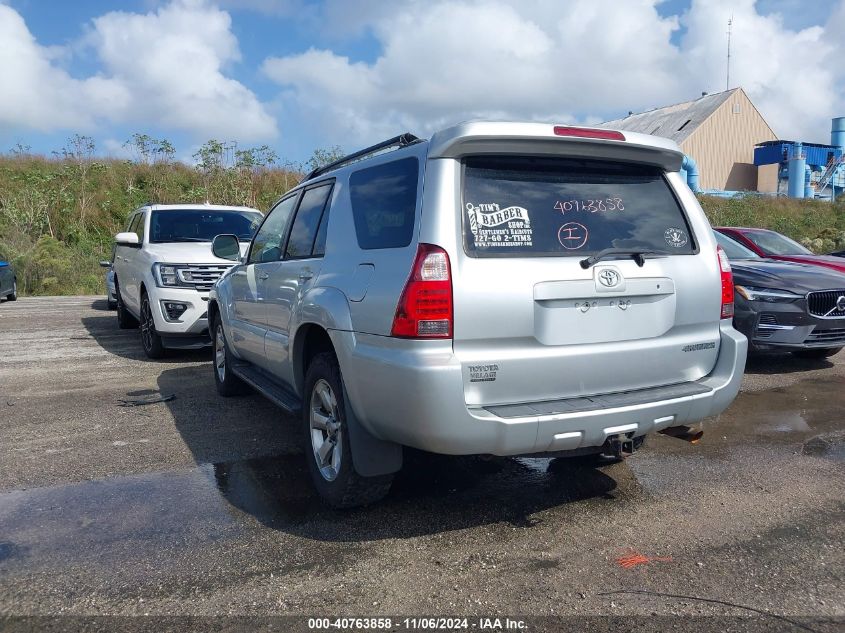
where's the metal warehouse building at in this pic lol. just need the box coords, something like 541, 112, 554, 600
601, 88, 777, 191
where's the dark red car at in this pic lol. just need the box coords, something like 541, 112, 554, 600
714, 227, 845, 275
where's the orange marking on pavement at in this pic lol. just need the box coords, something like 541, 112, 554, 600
616, 551, 673, 569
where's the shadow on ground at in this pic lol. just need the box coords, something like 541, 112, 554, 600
81, 313, 211, 363
156, 363, 630, 541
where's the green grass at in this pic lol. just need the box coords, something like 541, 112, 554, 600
699, 194, 845, 253
0, 155, 300, 296
2, 155, 844, 298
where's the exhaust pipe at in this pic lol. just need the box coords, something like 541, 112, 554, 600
659, 425, 704, 444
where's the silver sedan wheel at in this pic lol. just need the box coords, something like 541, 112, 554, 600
310, 378, 342, 482
215, 323, 226, 382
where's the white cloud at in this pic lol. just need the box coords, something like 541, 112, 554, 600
216, 0, 304, 16
682, 0, 843, 143
0, 5, 125, 132
0, 0, 276, 142
264, 0, 845, 147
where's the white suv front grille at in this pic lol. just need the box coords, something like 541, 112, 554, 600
177, 265, 233, 292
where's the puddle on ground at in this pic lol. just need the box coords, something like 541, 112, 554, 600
802, 432, 845, 462
0, 375, 840, 572
0, 451, 629, 572
713, 376, 844, 442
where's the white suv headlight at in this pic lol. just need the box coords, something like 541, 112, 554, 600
153, 263, 189, 287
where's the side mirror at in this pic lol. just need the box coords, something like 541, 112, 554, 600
99, 260, 111, 268
212, 234, 241, 262
115, 232, 139, 247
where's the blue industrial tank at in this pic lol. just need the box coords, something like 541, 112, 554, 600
833, 117, 845, 150
787, 143, 806, 198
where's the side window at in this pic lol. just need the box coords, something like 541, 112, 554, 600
285, 183, 333, 259
129, 213, 144, 243
349, 157, 418, 250
125, 213, 137, 231
312, 203, 331, 257
248, 195, 298, 264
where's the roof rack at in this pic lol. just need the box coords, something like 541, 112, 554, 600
302, 133, 422, 181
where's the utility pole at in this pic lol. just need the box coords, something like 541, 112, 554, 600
726, 16, 733, 91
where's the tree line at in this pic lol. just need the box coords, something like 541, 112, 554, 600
0, 134, 342, 296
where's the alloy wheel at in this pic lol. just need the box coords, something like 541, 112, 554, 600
140, 300, 154, 351
309, 378, 342, 481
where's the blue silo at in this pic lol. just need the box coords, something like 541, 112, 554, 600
832, 117, 845, 150
787, 143, 806, 198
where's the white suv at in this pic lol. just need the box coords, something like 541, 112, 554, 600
112, 203, 262, 358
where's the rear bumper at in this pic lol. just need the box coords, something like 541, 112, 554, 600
335, 322, 747, 456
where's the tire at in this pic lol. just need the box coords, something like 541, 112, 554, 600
115, 279, 138, 329
6, 279, 16, 301
212, 315, 249, 396
792, 347, 842, 359
139, 293, 166, 359
303, 352, 393, 508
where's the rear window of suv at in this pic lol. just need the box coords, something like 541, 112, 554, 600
462, 156, 695, 257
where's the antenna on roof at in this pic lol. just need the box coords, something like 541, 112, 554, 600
726, 16, 733, 91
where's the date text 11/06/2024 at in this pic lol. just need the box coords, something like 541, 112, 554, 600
307, 617, 527, 630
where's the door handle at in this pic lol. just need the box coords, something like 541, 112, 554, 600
298, 268, 313, 282
258, 272, 270, 281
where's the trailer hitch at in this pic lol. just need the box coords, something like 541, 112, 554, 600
607, 435, 637, 459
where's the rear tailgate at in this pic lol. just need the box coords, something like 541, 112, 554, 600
433, 141, 721, 408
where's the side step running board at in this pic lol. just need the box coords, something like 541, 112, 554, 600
230, 363, 302, 415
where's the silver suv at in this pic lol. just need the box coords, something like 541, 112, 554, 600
209, 122, 747, 507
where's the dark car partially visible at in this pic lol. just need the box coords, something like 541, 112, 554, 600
714, 232, 845, 359
0, 261, 16, 302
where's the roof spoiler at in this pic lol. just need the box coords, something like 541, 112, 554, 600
428, 122, 684, 172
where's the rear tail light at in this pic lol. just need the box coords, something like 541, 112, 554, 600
391, 244, 453, 338
717, 245, 735, 319
553, 126, 625, 141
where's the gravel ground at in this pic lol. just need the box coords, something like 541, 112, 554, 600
0, 296, 843, 632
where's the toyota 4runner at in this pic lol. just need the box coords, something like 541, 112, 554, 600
208, 122, 748, 507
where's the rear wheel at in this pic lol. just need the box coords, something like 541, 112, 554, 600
303, 352, 393, 508
139, 293, 166, 359
115, 280, 137, 329
212, 315, 249, 396
6, 279, 16, 301
792, 347, 842, 359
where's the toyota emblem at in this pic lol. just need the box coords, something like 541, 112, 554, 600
598, 269, 621, 288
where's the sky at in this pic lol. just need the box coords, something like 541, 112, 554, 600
1, 0, 844, 165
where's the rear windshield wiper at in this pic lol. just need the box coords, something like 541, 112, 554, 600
580, 248, 669, 269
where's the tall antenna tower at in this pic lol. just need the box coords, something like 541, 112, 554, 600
726, 16, 733, 91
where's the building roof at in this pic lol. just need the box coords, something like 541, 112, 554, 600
599, 89, 740, 144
